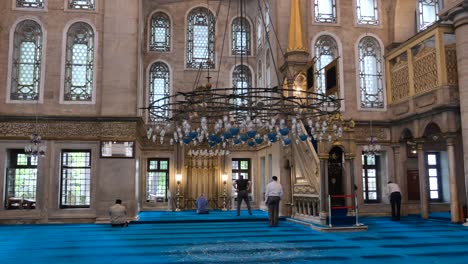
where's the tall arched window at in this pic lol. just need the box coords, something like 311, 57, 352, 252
186, 7, 215, 69
265, 1, 271, 33
232, 65, 252, 107
417, 0, 442, 31
314, 35, 339, 94
10, 20, 43, 101
265, 50, 271, 88
314, 0, 337, 23
149, 62, 170, 121
257, 13, 262, 48
64, 22, 95, 102
358, 36, 384, 108
232, 17, 251, 55
257, 60, 263, 87
150, 12, 170, 52
356, 0, 379, 25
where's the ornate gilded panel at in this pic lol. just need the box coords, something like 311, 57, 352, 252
413, 47, 438, 94
445, 45, 458, 86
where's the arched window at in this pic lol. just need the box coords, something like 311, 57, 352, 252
150, 12, 170, 52
232, 65, 252, 106
257, 13, 262, 48
232, 17, 251, 55
16, 0, 44, 8
356, 0, 379, 25
64, 22, 95, 102
149, 62, 170, 121
417, 0, 442, 31
265, 51, 271, 88
265, 1, 271, 33
358, 36, 384, 108
258, 60, 263, 87
68, 0, 95, 10
314, 35, 338, 94
10, 20, 43, 101
314, 0, 337, 23
186, 7, 215, 69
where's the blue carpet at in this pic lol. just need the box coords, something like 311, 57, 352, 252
1, 212, 467, 264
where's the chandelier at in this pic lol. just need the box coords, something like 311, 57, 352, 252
25, 133, 46, 157
144, 0, 347, 149
363, 121, 380, 156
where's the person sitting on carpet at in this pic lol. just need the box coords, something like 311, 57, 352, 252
109, 199, 129, 227
196, 193, 209, 214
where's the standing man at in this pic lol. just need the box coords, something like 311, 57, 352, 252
387, 181, 402, 221
109, 199, 128, 227
233, 175, 252, 216
265, 176, 283, 227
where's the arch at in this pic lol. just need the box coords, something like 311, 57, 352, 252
422, 122, 443, 141
392, 0, 417, 42
147, 60, 171, 121
185, 6, 216, 69
60, 19, 98, 105
6, 16, 47, 104
355, 34, 386, 110
147, 10, 172, 52
231, 16, 252, 56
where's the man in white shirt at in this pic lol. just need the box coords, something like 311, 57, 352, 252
109, 199, 128, 227
265, 176, 283, 227
387, 181, 402, 221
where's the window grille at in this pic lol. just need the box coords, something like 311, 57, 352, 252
357, 0, 379, 25
147, 159, 169, 202
68, 0, 94, 10
16, 0, 44, 8
150, 12, 171, 52
358, 36, 384, 108
232, 17, 251, 55
186, 7, 215, 69
149, 62, 170, 121
60, 150, 91, 208
314, 0, 337, 23
314, 35, 339, 94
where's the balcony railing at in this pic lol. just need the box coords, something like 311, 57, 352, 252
386, 22, 457, 105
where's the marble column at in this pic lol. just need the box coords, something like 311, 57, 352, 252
392, 144, 406, 202
440, 0, 468, 224
417, 141, 429, 219
446, 135, 461, 222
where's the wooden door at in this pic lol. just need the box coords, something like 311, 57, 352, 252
407, 169, 420, 200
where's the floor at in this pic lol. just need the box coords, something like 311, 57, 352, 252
1, 210, 467, 264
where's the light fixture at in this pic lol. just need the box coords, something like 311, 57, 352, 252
363, 120, 381, 157
25, 99, 46, 157
221, 174, 228, 211
175, 174, 182, 211
143, 0, 349, 149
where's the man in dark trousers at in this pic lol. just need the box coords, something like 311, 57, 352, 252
387, 181, 402, 221
265, 176, 283, 227
233, 175, 252, 216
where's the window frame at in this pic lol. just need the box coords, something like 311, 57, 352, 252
417, 0, 442, 31
361, 154, 381, 203
357, 35, 385, 109
231, 158, 251, 181
65, 0, 95, 11
313, 0, 337, 24
356, 0, 379, 26
4, 149, 38, 208
60, 20, 97, 105
59, 149, 92, 209
313, 34, 339, 95
231, 16, 251, 56
186, 6, 216, 69
149, 11, 171, 52
13, 0, 46, 10
426, 152, 442, 201
6, 18, 46, 104
146, 158, 170, 202
148, 61, 171, 122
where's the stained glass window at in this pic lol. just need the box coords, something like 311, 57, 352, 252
149, 62, 170, 121
232, 17, 251, 55
265, 1, 271, 33
314, 35, 339, 94
417, 0, 442, 31
68, 0, 94, 10
150, 12, 170, 52
257, 13, 262, 47
64, 22, 94, 102
186, 7, 215, 69
314, 0, 337, 23
16, 0, 44, 8
233, 64, 252, 106
357, 0, 379, 25
60, 150, 91, 208
358, 36, 384, 108
10, 20, 43, 101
